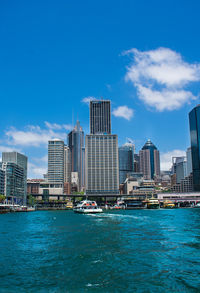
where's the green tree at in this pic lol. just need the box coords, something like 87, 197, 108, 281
27, 194, 36, 206
0, 194, 6, 203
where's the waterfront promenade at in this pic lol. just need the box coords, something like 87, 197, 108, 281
0, 209, 200, 292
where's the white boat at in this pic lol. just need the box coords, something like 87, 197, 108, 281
27, 206, 36, 212
73, 200, 103, 214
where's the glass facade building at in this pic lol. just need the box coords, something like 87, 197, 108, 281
189, 105, 200, 191
2, 152, 27, 204
68, 121, 84, 191
64, 145, 71, 184
2, 162, 24, 205
90, 100, 111, 134
0, 168, 5, 195
118, 144, 134, 184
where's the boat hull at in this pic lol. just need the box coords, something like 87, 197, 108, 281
74, 208, 103, 214
147, 204, 160, 209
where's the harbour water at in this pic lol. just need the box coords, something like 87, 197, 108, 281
1, 209, 200, 292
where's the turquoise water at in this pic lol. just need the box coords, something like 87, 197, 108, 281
0, 209, 200, 292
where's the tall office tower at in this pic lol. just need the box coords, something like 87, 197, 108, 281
2, 152, 28, 204
48, 139, 64, 185
85, 135, 119, 194
118, 144, 135, 184
85, 99, 119, 195
90, 100, 111, 134
189, 105, 200, 191
186, 147, 192, 176
68, 120, 84, 191
139, 140, 160, 180
81, 147, 85, 190
64, 145, 71, 183
0, 167, 5, 195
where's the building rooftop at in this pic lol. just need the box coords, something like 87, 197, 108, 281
142, 139, 157, 150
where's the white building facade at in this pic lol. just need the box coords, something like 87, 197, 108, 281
85, 134, 119, 194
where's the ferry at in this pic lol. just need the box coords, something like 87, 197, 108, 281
73, 200, 103, 214
163, 200, 175, 209
146, 198, 160, 209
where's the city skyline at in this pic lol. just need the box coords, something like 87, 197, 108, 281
0, 100, 196, 179
1, 0, 200, 178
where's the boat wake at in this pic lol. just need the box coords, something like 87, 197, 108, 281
86, 213, 149, 220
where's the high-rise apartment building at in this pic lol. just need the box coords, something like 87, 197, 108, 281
90, 100, 111, 134
48, 139, 64, 185
68, 120, 84, 191
85, 100, 119, 194
139, 140, 160, 180
118, 144, 135, 184
2, 152, 27, 204
189, 105, 200, 191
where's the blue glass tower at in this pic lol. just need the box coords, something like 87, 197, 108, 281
118, 145, 134, 184
68, 121, 84, 191
189, 105, 200, 191
139, 140, 160, 180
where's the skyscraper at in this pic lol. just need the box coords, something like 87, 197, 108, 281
2, 152, 27, 204
118, 144, 135, 184
85, 100, 119, 194
85, 135, 119, 194
68, 120, 84, 191
90, 100, 111, 134
48, 139, 64, 185
139, 140, 160, 180
186, 147, 192, 176
64, 145, 71, 184
189, 105, 200, 191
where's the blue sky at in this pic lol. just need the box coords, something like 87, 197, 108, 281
1, 0, 200, 177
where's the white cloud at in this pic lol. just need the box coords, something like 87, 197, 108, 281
137, 85, 196, 111
33, 155, 48, 163
112, 105, 134, 120
5, 124, 68, 147
0, 145, 20, 153
124, 47, 200, 111
160, 149, 186, 171
28, 162, 47, 178
45, 121, 72, 131
82, 96, 98, 105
